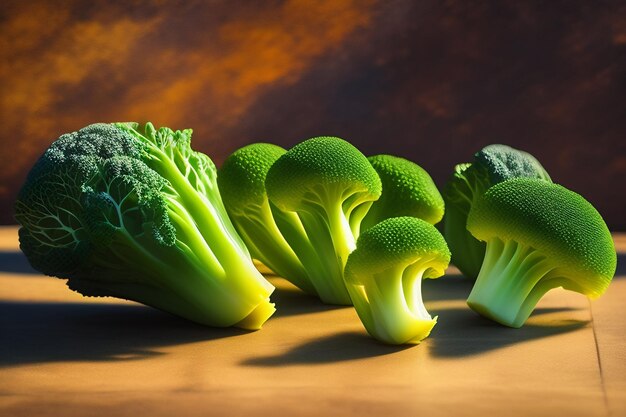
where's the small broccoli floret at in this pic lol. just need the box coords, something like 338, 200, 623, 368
466, 178, 616, 327
265, 136, 382, 305
15, 123, 275, 330
218, 143, 315, 294
344, 217, 450, 344
443, 144, 551, 279
360, 155, 444, 231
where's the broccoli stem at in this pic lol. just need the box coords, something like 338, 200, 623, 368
232, 202, 317, 295
345, 264, 436, 344
120, 124, 251, 264
466, 238, 559, 328
80, 202, 274, 329
271, 206, 342, 298
358, 200, 383, 231
444, 201, 485, 278
344, 194, 374, 238
294, 205, 353, 305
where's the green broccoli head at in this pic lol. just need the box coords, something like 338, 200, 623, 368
265, 136, 382, 305
266, 136, 381, 217
219, 143, 286, 213
473, 144, 551, 184
466, 178, 616, 327
15, 123, 275, 330
218, 143, 316, 294
443, 144, 551, 279
345, 217, 450, 344
361, 154, 444, 231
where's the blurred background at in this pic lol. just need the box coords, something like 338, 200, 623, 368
1, 0, 625, 229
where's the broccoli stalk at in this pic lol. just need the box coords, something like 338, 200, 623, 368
15, 123, 275, 330
466, 178, 616, 327
345, 217, 450, 344
265, 137, 382, 305
442, 164, 487, 277
466, 238, 563, 327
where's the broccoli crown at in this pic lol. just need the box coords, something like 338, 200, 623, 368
15, 124, 175, 277
444, 145, 551, 205
365, 154, 444, 225
15, 122, 275, 329
265, 136, 382, 211
346, 216, 450, 279
474, 144, 552, 184
218, 143, 285, 212
468, 178, 616, 294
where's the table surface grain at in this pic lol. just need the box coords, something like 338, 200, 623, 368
0, 226, 624, 417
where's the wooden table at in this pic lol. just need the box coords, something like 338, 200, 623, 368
1, 226, 624, 417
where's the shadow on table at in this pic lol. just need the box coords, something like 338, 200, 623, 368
241, 307, 586, 367
423, 273, 473, 301
244, 275, 587, 366
267, 278, 348, 317
0, 250, 38, 274
0, 300, 246, 367
242, 331, 410, 366
265, 271, 473, 320
427, 305, 587, 358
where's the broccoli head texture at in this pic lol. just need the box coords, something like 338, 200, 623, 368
15, 123, 275, 330
345, 217, 450, 344
466, 178, 616, 327
443, 144, 551, 279
360, 155, 444, 231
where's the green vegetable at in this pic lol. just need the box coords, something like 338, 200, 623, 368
360, 155, 444, 231
466, 178, 616, 327
345, 217, 450, 344
218, 143, 315, 294
443, 144, 551, 279
15, 123, 275, 330
265, 137, 382, 305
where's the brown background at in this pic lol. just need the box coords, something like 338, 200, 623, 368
1, 0, 625, 229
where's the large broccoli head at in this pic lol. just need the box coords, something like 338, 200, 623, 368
15, 123, 275, 330
466, 178, 616, 327
443, 144, 551, 279
265, 136, 382, 305
345, 216, 450, 344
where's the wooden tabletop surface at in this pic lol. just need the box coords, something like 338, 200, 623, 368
1, 226, 624, 417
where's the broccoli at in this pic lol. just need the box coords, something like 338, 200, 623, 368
344, 217, 450, 344
466, 178, 616, 327
443, 144, 551, 279
265, 137, 382, 305
360, 154, 444, 231
15, 123, 275, 330
218, 143, 316, 294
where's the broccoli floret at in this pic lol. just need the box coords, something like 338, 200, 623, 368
218, 143, 316, 294
443, 144, 551, 279
466, 178, 616, 327
15, 123, 275, 330
361, 154, 444, 231
344, 217, 450, 344
265, 137, 382, 305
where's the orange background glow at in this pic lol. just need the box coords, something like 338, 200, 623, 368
1, 1, 625, 228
